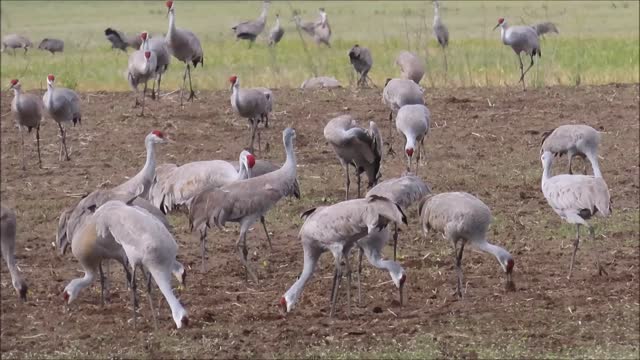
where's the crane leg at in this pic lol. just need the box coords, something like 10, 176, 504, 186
329, 254, 343, 317
200, 229, 207, 273
356, 172, 361, 198
344, 252, 352, 318
454, 242, 465, 299
568, 155, 574, 175
260, 216, 272, 250
393, 223, 398, 261
140, 81, 147, 116
180, 63, 188, 107
357, 246, 363, 306
521, 54, 535, 81
130, 265, 138, 328
187, 64, 197, 101
236, 227, 258, 283
248, 120, 257, 153
58, 123, 70, 161
443, 47, 448, 75
568, 224, 581, 279
344, 165, 350, 200
590, 225, 608, 277
20, 127, 26, 170
99, 262, 106, 306
145, 269, 159, 330
36, 126, 42, 168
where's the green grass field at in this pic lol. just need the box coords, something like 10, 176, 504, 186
1, 1, 638, 91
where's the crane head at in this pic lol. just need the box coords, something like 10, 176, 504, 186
165, 0, 174, 9
140, 31, 148, 41
493, 17, 505, 30
405, 148, 414, 157
144, 51, 152, 59
229, 75, 238, 85
246, 153, 256, 168
8, 79, 19, 90
47, 74, 55, 85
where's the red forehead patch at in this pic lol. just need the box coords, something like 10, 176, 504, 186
166, 0, 173, 8
144, 51, 151, 59
151, 130, 164, 138
498, 18, 504, 24
141, 32, 148, 40
47, 74, 55, 82
10, 79, 18, 85
229, 75, 238, 84
506, 258, 514, 272
246, 154, 256, 168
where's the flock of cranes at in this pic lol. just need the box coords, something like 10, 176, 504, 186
2, 1, 612, 331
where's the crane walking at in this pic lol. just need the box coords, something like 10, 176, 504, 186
494, 17, 541, 90
348, 44, 373, 87
229, 75, 271, 152
232, 0, 269, 47
43, 74, 82, 161
127, 32, 157, 116
268, 14, 285, 46
9, 79, 44, 169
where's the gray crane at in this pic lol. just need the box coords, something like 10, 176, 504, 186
395, 104, 431, 173
494, 17, 541, 90
104, 28, 142, 52
232, 0, 270, 47
531, 22, 559, 37
541, 124, 602, 177
1, 34, 32, 55
1, 206, 28, 301
366, 174, 431, 261
540, 151, 611, 279
268, 14, 285, 46
382, 78, 424, 154
143, 33, 171, 100
166, 0, 204, 106
395, 51, 425, 84
92, 199, 188, 329
189, 128, 298, 281
324, 115, 383, 200
279, 195, 407, 317
348, 44, 373, 88
432, 1, 449, 72
37, 38, 64, 54
294, 8, 331, 47
112, 130, 167, 200
9, 79, 43, 169
42, 74, 81, 161
229, 75, 271, 152
419, 192, 516, 298
127, 33, 157, 116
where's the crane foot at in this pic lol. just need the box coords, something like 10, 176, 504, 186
187, 91, 197, 101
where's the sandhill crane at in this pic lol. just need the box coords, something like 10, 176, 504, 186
419, 192, 515, 298
382, 78, 424, 154
42, 74, 82, 161
300, 76, 341, 89
541, 124, 602, 177
104, 28, 142, 51
396, 104, 431, 173
189, 128, 298, 281
348, 44, 373, 87
57, 190, 171, 304
280, 195, 407, 317
540, 151, 611, 279
37, 38, 64, 54
324, 115, 383, 200
166, 0, 204, 106
366, 175, 431, 260
268, 14, 285, 46
253, 87, 273, 128
494, 17, 541, 90
294, 8, 331, 47
1, 34, 32, 55
433, 1, 449, 72
139, 33, 171, 100
150, 150, 255, 214
229, 75, 271, 152
127, 33, 157, 116
112, 130, 167, 200
92, 200, 188, 329
1, 206, 28, 301
531, 22, 559, 37
232, 0, 269, 47
395, 51, 425, 84
9, 79, 43, 169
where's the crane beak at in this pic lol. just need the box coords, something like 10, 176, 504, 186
505, 271, 516, 292
493, 23, 500, 30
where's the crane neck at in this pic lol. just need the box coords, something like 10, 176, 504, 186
231, 83, 241, 108
500, 25, 509, 44
361, 230, 405, 288
66, 272, 96, 302
46, 83, 55, 108
282, 134, 297, 172
283, 246, 318, 311
142, 137, 158, 183
472, 238, 512, 271
541, 154, 553, 187
12, 87, 21, 98
275, 17, 280, 27
151, 268, 187, 328
167, 11, 177, 40
237, 157, 250, 180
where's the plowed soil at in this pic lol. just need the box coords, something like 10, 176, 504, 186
1, 84, 639, 358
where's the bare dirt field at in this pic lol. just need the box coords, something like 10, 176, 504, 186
1, 84, 639, 358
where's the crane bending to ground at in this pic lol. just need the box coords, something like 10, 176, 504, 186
540, 124, 602, 177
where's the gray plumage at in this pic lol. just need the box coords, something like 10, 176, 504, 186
166, 0, 204, 105
383, 78, 424, 154
145, 35, 171, 99
232, 1, 269, 44
1, 206, 28, 301
324, 115, 383, 200
540, 151, 611, 278
348, 44, 373, 87
268, 14, 284, 46
279, 195, 408, 316
1, 34, 32, 54
112, 131, 166, 200
42, 74, 82, 161
37, 38, 64, 54
229, 75, 271, 152
104, 28, 141, 52
93, 200, 188, 329
231, 159, 301, 199
433, 1, 449, 71
189, 128, 298, 281
419, 192, 515, 297
294, 8, 331, 47
395, 51, 425, 84
494, 17, 541, 89
127, 34, 157, 116
540, 124, 602, 178
9, 79, 43, 169
396, 104, 431, 173
366, 174, 431, 260
531, 22, 559, 37
300, 76, 341, 89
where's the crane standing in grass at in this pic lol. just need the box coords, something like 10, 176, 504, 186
494, 17, 541, 90
232, 0, 270, 47
432, 1, 449, 72
348, 44, 373, 88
